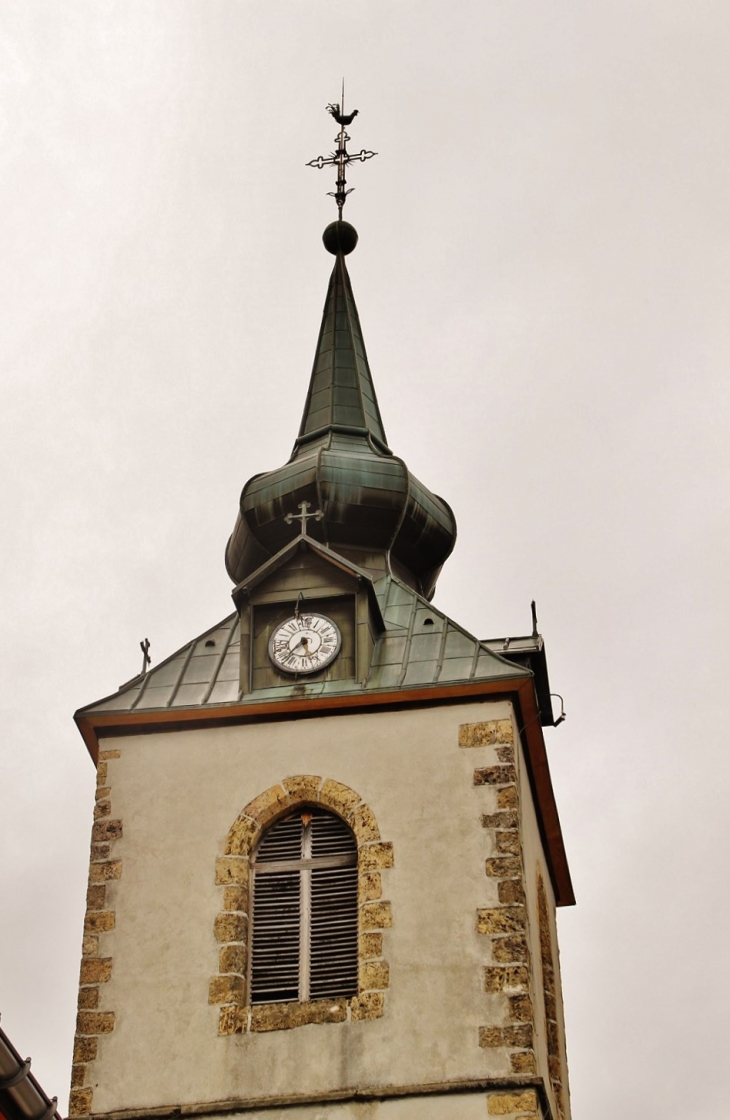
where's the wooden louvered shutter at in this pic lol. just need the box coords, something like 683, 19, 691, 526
250, 808, 358, 1005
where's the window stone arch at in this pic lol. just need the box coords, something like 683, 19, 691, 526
209, 776, 393, 1035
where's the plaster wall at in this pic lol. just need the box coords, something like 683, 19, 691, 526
89, 698, 543, 1114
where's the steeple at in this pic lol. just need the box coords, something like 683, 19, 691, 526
225, 101, 456, 599
225, 221, 457, 600
294, 222, 389, 455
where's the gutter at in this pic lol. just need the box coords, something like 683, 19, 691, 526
0, 1019, 62, 1120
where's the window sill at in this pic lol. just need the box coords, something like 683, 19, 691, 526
218, 992, 384, 1035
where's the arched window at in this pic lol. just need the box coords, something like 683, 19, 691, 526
250, 807, 358, 1005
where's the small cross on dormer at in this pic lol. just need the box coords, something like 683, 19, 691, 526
284, 501, 324, 537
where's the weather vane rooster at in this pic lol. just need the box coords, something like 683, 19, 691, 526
326, 103, 359, 126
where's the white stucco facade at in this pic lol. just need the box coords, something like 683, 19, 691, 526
78, 696, 565, 1119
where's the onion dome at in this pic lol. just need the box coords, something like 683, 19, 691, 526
225, 222, 456, 601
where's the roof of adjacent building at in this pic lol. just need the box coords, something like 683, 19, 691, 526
0, 1022, 61, 1120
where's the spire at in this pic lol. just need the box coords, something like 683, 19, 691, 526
224, 100, 457, 600
294, 222, 390, 456
225, 218, 457, 599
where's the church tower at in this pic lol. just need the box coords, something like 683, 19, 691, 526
70, 107, 574, 1120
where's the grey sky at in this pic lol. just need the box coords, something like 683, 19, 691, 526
1, 3, 728, 1116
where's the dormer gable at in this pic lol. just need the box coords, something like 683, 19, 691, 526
233, 534, 384, 695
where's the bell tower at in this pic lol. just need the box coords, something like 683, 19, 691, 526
70, 104, 574, 1120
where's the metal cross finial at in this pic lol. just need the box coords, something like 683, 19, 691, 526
306, 81, 377, 218
284, 501, 324, 536
140, 638, 151, 674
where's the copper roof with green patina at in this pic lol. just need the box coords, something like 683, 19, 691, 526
224, 229, 457, 600
79, 575, 529, 716
295, 250, 389, 452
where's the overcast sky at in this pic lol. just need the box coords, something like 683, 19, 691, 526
1, 3, 729, 1117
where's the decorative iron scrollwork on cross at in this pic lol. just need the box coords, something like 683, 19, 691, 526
306, 84, 377, 218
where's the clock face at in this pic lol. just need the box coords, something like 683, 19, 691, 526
268, 613, 341, 675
